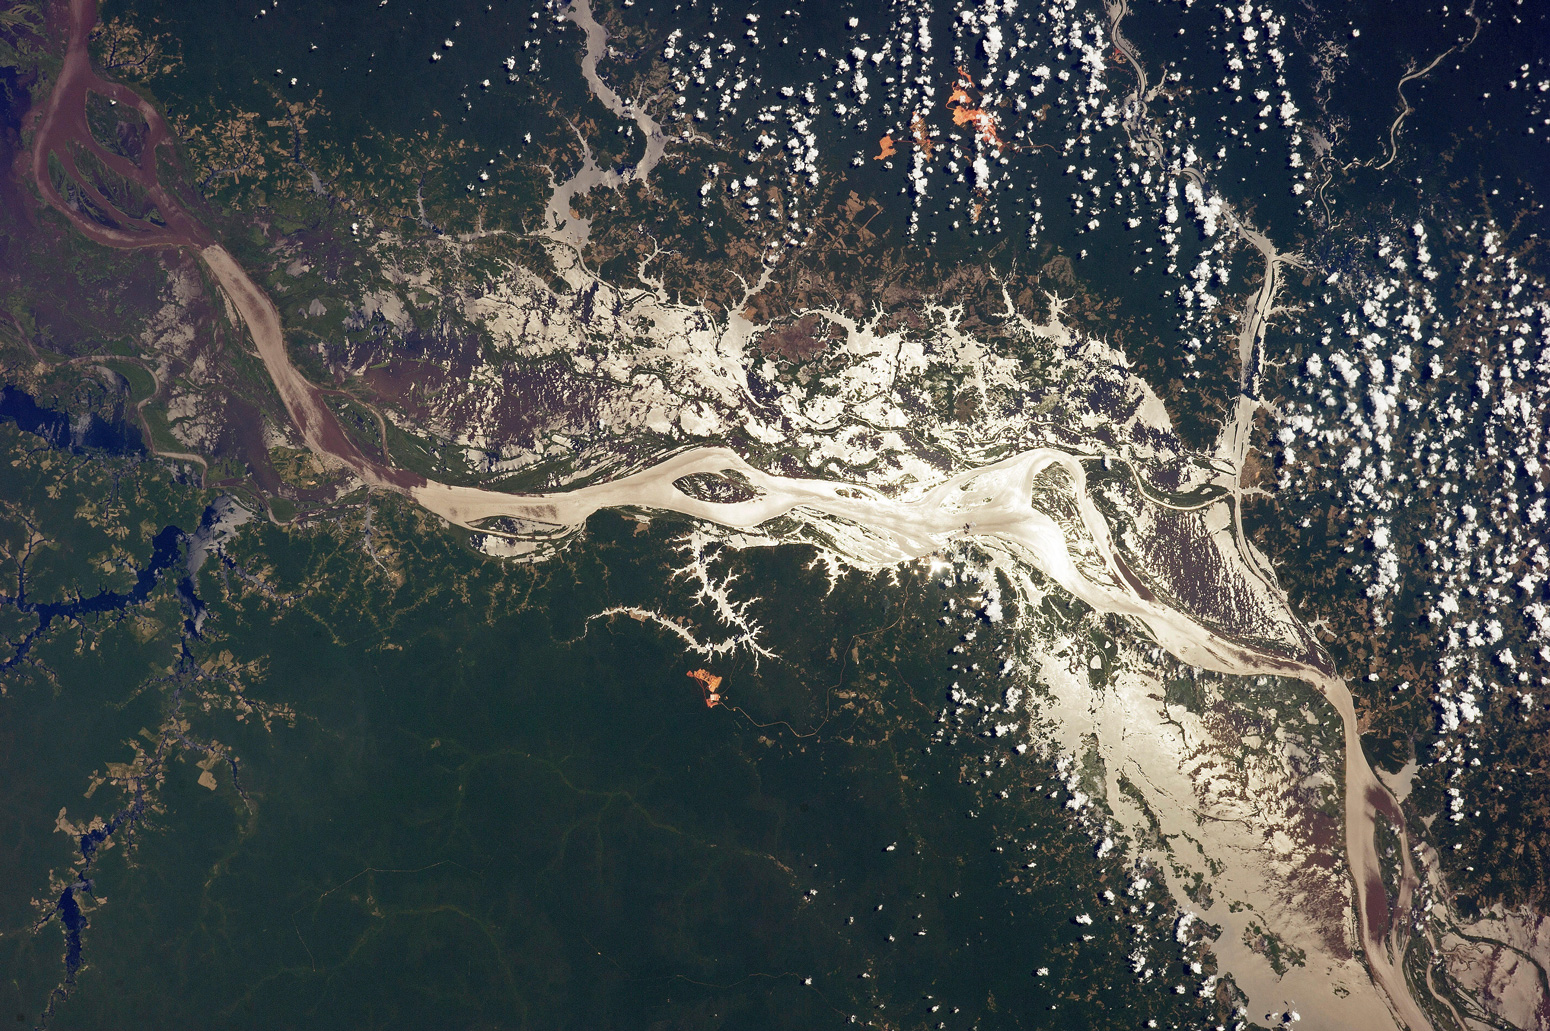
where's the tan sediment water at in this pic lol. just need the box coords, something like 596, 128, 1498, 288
27, 0, 1445, 1023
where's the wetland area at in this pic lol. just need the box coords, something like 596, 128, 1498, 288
3, 0, 1549, 1026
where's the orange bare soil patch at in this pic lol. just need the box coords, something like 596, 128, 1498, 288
687, 668, 724, 708
910, 112, 935, 159
873, 134, 897, 160
946, 68, 1005, 151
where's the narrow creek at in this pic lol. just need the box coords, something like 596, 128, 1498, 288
22, 0, 1453, 1024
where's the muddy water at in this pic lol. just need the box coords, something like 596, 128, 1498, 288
543, 0, 668, 250
31, 0, 1435, 1023
405, 422, 1423, 1029
565, 0, 667, 180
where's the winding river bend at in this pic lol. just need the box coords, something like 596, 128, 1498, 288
26, 0, 1442, 1027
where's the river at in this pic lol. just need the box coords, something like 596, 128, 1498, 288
24, 0, 1447, 1025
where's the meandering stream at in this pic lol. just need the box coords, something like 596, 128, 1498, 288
25, 0, 1448, 1025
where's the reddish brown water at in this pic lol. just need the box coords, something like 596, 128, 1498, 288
22, 2, 1441, 1026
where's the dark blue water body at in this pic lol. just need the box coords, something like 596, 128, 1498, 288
1, 524, 184, 671
54, 888, 84, 977
18, 492, 251, 1024
0, 384, 143, 454
31, 525, 183, 629
0, 384, 224, 669
43, 785, 149, 1018
27, 560, 246, 1029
